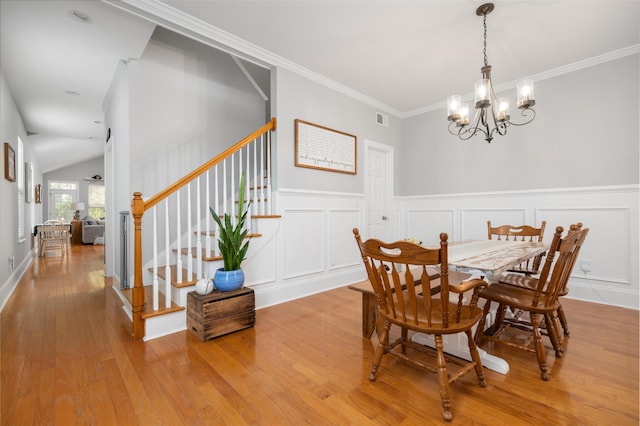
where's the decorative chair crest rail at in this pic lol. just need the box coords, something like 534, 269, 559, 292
130, 118, 277, 339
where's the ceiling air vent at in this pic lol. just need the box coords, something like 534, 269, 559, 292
375, 112, 389, 127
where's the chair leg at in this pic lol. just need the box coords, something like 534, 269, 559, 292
531, 313, 549, 381
493, 303, 507, 333
475, 300, 491, 344
400, 327, 408, 354
435, 335, 453, 422
369, 320, 390, 381
544, 313, 564, 358
557, 303, 570, 336
465, 329, 487, 387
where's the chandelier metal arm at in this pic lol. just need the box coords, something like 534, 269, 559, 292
506, 108, 536, 127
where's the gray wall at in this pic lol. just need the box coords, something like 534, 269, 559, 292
274, 67, 403, 192
0, 71, 42, 302
128, 27, 269, 198
400, 54, 639, 195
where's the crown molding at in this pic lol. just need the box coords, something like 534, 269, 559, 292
107, 0, 403, 117
107, 1, 638, 120
405, 44, 640, 118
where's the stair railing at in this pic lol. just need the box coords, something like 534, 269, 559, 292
130, 118, 277, 339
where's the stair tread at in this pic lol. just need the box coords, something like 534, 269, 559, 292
195, 230, 216, 236
121, 285, 185, 319
173, 248, 222, 262
149, 264, 198, 287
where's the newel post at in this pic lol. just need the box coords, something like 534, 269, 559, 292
131, 192, 145, 339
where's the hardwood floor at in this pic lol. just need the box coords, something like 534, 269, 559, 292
2, 245, 638, 425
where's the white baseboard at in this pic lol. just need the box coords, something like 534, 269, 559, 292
0, 253, 33, 312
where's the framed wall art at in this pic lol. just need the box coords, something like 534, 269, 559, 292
294, 119, 357, 175
35, 183, 42, 204
4, 142, 16, 182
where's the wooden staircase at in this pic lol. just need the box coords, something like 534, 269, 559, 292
127, 118, 278, 340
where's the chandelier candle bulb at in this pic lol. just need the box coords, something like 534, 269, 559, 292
517, 80, 535, 108
496, 98, 510, 122
459, 103, 470, 126
474, 79, 491, 108
447, 95, 461, 121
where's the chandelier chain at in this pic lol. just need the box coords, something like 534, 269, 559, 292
483, 13, 488, 67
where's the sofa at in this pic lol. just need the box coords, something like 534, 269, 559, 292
82, 217, 105, 244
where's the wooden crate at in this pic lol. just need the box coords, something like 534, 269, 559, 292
187, 287, 255, 341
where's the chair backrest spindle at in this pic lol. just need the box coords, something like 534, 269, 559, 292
488, 220, 547, 274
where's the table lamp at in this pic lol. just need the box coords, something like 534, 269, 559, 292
71, 202, 85, 220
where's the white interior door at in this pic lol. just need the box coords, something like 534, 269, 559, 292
365, 140, 393, 241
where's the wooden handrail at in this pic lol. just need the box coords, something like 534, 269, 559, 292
143, 117, 276, 212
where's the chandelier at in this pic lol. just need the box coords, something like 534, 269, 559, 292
447, 3, 536, 143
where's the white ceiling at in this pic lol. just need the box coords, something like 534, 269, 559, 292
0, 0, 155, 173
2, 1, 639, 173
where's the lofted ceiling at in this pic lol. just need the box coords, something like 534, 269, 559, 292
1, 1, 639, 173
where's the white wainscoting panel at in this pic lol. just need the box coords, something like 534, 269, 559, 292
253, 189, 365, 310
461, 208, 528, 241
406, 209, 455, 246
536, 207, 630, 283
397, 185, 639, 309
282, 209, 325, 279
328, 209, 361, 270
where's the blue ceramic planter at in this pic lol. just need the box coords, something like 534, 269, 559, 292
214, 268, 245, 292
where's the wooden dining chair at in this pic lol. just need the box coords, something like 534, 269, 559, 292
499, 223, 584, 337
353, 228, 488, 422
475, 225, 589, 381
38, 224, 68, 257
487, 220, 547, 276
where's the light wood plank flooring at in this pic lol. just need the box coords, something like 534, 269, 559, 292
2, 245, 638, 424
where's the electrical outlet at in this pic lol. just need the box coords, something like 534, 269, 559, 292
8, 256, 14, 270
580, 260, 591, 273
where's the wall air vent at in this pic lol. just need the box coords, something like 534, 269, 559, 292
375, 112, 389, 127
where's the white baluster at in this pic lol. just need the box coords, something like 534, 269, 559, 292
266, 132, 272, 215
253, 139, 258, 216
260, 134, 266, 215
214, 166, 219, 257
223, 160, 227, 218
231, 153, 235, 225
246, 146, 252, 234
246, 167, 252, 236
164, 200, 171, 309
175, 191, 182, 284
205, 170, 211, 258
196, 177, 202, 280
187, 182, 193, 280
152, 207, 159, 311
238, 148, 247, 234
245, 145, 251, 215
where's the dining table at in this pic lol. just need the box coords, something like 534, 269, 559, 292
409, 239, 547, 374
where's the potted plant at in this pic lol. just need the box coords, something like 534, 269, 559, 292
209, 173, 252, 291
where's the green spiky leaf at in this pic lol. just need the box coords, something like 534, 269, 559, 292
209, 173, 252, 271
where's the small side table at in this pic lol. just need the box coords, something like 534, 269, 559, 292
71, 220, 83, 245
